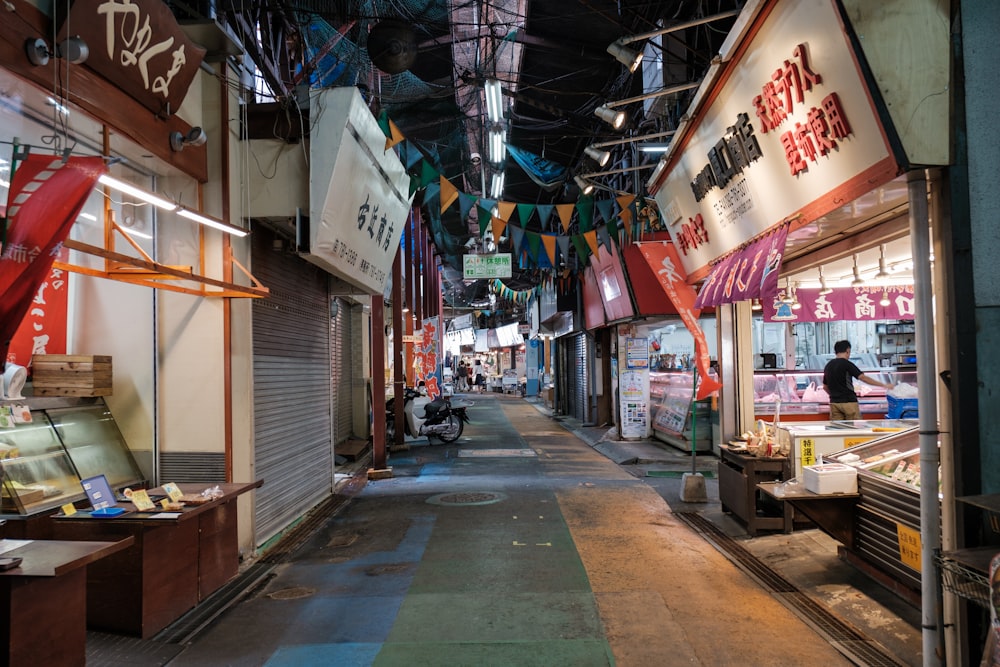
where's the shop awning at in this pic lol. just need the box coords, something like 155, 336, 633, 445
694, 224, 788, 309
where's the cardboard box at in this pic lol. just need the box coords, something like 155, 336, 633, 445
803, 463, 858, 495
31, 354, 112, 397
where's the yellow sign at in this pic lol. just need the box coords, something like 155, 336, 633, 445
61, 503, 77, 516
896, 523, 922, 570
844, 436, 876, 448
130, 489, 156, 512
800, 438, 816, 467
162, 482, 183, 502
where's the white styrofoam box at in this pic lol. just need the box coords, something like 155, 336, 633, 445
803, 463, 858, 495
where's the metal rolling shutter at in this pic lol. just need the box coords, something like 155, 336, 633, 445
252, 227, 333, 545
567, 333, 589, 421
331, 298, 353, 444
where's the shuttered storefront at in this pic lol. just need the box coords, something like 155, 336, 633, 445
566, 333, 589, 422
330, 297, 353, 445
251, 226, 334, 545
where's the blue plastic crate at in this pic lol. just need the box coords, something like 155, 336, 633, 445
887, 395, 918, 419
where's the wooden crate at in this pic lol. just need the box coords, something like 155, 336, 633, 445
31, 354, 113, 397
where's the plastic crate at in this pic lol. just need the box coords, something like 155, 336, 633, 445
887, 395, 918, 419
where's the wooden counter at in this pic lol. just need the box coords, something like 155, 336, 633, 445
51, 481, 261, 638
718, 444, 811, 536
0, 537, 133, 666
757, 481, 859, 548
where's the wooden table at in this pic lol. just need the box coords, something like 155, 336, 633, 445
718, 444, 800, 535
51, 481, 261, 638
0, 537, 133, 666
757, 481, 859, 548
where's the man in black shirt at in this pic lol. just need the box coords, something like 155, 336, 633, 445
822, 340, 895, 420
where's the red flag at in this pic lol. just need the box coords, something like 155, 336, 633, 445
0, 155, 107, 362
637, 241, 722, 400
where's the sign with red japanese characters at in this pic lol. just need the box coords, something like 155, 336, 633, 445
414, 316, 441, 398
763, 285, 915, 322
59, 0, 207, 116
6, 248, 70, 367
650, 0, 898, 281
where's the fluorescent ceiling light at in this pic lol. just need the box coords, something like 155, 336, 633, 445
121, 227, 153, 239
177, 208, 248, 237
490, 172, 505, 199
485, 79, 504, 123
99, 174, 177, 211
489, 129, 506, 163
637, 142, 671, 153
595, 104, 626, 130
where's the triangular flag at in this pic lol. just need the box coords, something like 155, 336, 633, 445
577, 195, 594, 232
403, 141, 424, 169
608, 219, 620, 244
541, 234, 557, 266
597, 226, 613, 253
556, 204, 574, 233
535, 204, 554, 230
420, 160, 439, 189
584, 229, 600, 257
476, 204, 493, 236
496, 201, 516, 222
571, 234, 590, 261
384, 118, 404, 151
509, 225, 525, 252
517, 203, 535, 228
376, 110, 391, 137
556, 235, 571, 263
619, 206, 633, 239
440, 176, 459, 213
595, 198, 614, 226
526, 231, 541, 263
616, 194, 636, 214
459, 192, 478, 221
479, 198, 497, 213
493, 216, 508, 243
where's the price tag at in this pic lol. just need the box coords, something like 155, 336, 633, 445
162, 482, 183, 502
61, 503, 77, 516
130, 489, 156, 511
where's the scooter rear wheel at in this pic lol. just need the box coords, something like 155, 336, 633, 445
435, 414, 464, 443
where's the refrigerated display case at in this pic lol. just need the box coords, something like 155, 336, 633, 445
0, 397, 145, 517
753, 370, 918, 421
823, 429, 936, 596
774, 420, 918, 478
650, 371, 713, 452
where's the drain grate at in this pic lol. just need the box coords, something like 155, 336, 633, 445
426, 491, 507, 506
675, 512, 906, 667
267, 586, 315, 600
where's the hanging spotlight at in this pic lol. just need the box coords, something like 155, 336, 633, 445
594, 104, 626, 130
574, 174, 595, 195
818, 266, 832, 295
584, 146, 611, 167
880, 291, 891, 307
751, 298, 762, 311
875, 243, 891, 280
781, 277, 795, 304
606, 40, 643, 73
791, 282, 802, 310
851, 253, 865, 286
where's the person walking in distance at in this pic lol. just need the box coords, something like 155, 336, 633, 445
822, 340, 894, 420
473, 358, 485, 393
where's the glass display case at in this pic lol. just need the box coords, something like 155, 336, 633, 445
825, 427, 933, 495
774, 420, 918, 477
753, 370, 918, 421
0, 398, 144, 516
650, 371, 714, 452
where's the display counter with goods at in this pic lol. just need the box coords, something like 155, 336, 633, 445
0, 397, 145, 522
753, 370, 918, 421
649, 371, 714, 452
774, 420, 918, 478
51, 480, 262, 638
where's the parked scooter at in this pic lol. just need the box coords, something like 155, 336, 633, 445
386, 386, 472, 443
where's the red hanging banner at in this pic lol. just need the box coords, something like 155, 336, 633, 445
637, 241, 722, 400
0, 154, 107, 363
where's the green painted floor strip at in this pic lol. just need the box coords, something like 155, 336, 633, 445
645, 469, 715, 478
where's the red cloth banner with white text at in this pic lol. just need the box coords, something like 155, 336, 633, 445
414, 316, 441, 398
0, 154, 106, 363
764, 285, 915, 322
694, 224, 788, 309
5, 246, 70, 367
637, 241, 722, 400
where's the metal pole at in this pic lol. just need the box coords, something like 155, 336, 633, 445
909, 169, 940, 667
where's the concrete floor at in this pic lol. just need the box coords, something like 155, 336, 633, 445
113, 393, 920, 666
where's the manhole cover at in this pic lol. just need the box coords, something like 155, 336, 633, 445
426, 491, 508, 506
267, 587, 315, 600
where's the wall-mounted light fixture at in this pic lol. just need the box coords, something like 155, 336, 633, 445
573, 175, 595, 196
594, 104, 626, 130
25, 36, 89, 66
606, 40, 642, 72
607, 9, 741, 66
583, 146, 611, 167
170, 127, 208, 152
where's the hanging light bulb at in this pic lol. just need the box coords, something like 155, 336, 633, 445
781, 277, 795, 304
851, 254, 865, 286
751, 298, 762, 311
875, 243, 891, 280
880, 291, 891, 307
791, 282, 802, 310
818, 266, 832, 295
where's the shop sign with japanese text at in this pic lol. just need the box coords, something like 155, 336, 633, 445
309, 88, 412, 294
651, 0, 897, 280
463, 253, 512, 279
763, 285, 915, 322
60, 0, 207, 116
